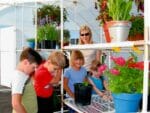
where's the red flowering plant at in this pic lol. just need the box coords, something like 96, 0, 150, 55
99, 53, 144, 94
96, 0, 112, 25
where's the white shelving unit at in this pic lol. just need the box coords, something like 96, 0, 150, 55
0, 0, 149, 113
62, 39, 149, 113
63, 40, 145, 50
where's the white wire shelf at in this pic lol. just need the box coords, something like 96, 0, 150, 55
64, 95, 114, 113
63, 40, 145, 50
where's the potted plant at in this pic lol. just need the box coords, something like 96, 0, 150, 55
37, 24, 59, 49
128, 15, 144, 41
96, 0, 133, 42
26, 38, 35, 49
101, 53, 143, 113
63, 29, 70, 46
106, 0, 133, 42
74, 82, 92, 106
37, 5, 68, 26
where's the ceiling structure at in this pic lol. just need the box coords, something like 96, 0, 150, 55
0, 0, 143, 42
0, 0, 102, 42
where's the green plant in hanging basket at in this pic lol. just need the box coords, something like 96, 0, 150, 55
37, 5, 68, 26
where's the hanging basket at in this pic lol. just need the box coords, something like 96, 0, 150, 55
112, 93, 142, 113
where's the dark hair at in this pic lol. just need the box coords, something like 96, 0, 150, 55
20, 47, 42, 65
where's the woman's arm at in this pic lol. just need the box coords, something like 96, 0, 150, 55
63, 77, 74, 98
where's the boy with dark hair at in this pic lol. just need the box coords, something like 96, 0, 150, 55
11, 47, 42, 113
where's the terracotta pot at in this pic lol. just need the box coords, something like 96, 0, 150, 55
127, 34, 144, 41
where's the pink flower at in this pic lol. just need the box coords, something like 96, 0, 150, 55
111, 56, 126, 66
98, 64, 107, 73
110, 69, 120, 75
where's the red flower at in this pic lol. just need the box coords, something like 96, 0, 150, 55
111, 56, 126, 66
128, 61, 144, 70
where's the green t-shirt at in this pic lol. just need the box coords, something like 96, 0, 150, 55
13, 80, 37, 113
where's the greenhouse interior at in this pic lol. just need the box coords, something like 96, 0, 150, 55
0, 0, 150, 113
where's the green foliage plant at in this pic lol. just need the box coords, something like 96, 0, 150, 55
37, 24, 59, 42
63, 29, 70, 42
107, 0, 133, 20
129, 15, 144, 36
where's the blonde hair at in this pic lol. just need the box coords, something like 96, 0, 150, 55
79, 25, 93, 44
90, 59, 101, 71
48, 51, 66, 68
70, 50, 84, 67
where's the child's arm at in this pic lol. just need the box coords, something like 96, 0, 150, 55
44, 69, 62, 89
50, 69, 62, 85
103, 80, 109, 90
63, 77, 74, 98
103, 80, 112, 100
88, 78, 104, 97
88, 77, 111, 100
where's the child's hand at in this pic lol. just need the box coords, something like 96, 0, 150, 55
44, 84, 52, 89
103, 91, 112, 101
102, 95, 110, 100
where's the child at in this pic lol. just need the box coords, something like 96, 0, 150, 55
34, 51, 66, 113
88, 59, 111, 100
64, 50, 87, 98
11, 47, 42, 113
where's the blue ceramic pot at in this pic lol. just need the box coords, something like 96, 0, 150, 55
112, 93, 142, 113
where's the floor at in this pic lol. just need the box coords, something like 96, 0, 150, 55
0, 85, 12, 113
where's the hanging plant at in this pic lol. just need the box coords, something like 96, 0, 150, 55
36, 5, 68, 26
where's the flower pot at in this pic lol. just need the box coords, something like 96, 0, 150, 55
74, 83, 92, 106
127, 34, 144, 41
112, 93, 142, 113
70, 39, 79, 45
27, 42, 35, 49
106, 21, 131, 42
40, 40, 56, 49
